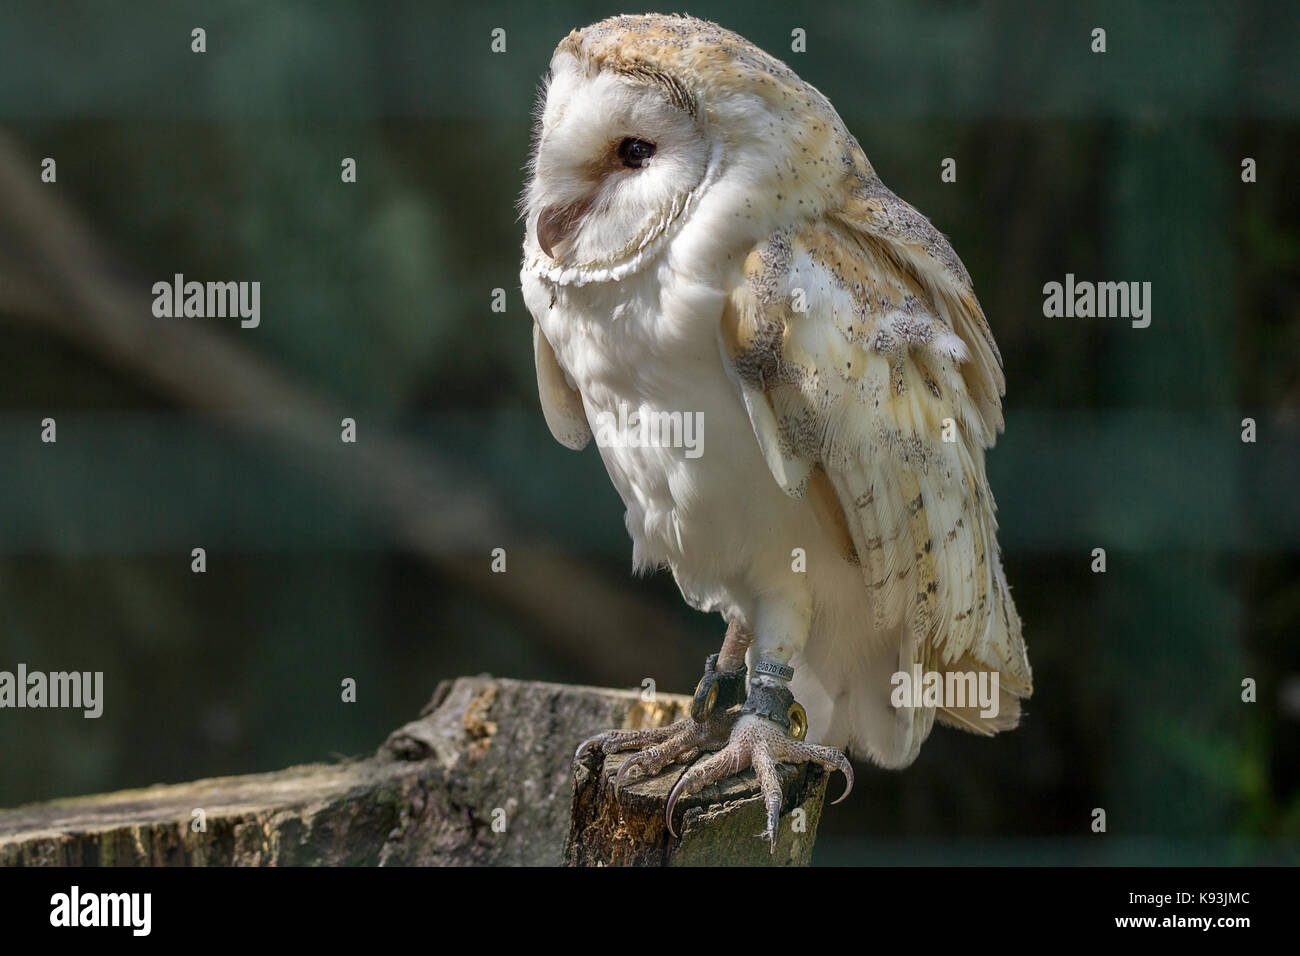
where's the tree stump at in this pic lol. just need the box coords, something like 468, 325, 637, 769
568, 748, 828, 866
0, 676, 828, 866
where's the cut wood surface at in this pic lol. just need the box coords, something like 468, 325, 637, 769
0, 676, 827, 866
569, 748, 827, 866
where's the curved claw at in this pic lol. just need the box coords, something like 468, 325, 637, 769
665, 772, 690, 839
762, 802, 780, 855
574, 733, 604, 762
613, 753, 643, 794
830, 754, 854, 805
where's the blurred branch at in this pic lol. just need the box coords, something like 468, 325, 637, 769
0, 129, 700, 684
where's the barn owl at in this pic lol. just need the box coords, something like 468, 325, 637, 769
520, 13, 1032, 848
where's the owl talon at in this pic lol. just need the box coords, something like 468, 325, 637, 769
575, 722, 678, 765
576, 708, 738, 801
664, 710, 851, 848
575, 652, 747, 796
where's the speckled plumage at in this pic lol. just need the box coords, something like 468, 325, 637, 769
521, 14, 1030, 779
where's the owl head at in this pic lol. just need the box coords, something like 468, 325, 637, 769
521, 14, 869, 286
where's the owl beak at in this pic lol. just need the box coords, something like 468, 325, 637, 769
536, 198, 591, 260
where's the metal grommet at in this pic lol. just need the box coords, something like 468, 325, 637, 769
786, 701, 808, 741
694, 677, 719, 718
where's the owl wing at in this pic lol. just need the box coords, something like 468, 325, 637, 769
718, 189, 1031, 725
533, 320, 592, 451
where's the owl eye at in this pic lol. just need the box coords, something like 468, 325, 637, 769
617, 138, 656, 169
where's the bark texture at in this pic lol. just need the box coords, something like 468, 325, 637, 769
0, 676, 827, 866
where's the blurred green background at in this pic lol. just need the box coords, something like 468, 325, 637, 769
0, 0, 1297, 864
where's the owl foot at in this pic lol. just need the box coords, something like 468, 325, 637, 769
665, 679, 853, 853
574, 652, 747, 793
